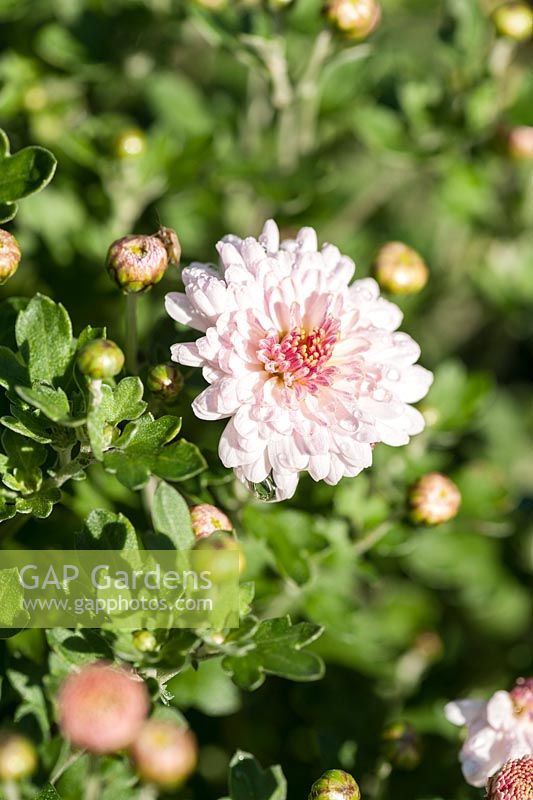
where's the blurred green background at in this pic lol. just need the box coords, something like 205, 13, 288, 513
0, 0, 532, 798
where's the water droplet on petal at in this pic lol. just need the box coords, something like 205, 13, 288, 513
246, 475, 278, 502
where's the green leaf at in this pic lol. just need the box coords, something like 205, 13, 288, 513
0, 346, 28, 391
87, 378, 147, 460
223, 617, 324, 691
151, 481, 195, 549
76, 508, 141, 550
0, 568, 28, 628
7, 668, 50, 739
16, 383, 72, 423
228, 751, 287, 800
0, 128, 57, 206
15, 295, 74, 384
15, 489, 61, 518
36, 785, 62, 800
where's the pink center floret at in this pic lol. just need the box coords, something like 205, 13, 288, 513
257, 315, 340, 396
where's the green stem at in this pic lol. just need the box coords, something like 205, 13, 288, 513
1, 782, 20, 800
296, 29, 332, 156
126, 292, 139, 375
85, 756, 102, 800
50, 745, 86, 785
353, 521, 393, 557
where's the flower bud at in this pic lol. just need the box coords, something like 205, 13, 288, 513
308, 769, 361, 800
486, 756, 533, 800
0, 229, 22, 285
0, 733, 37, 782
131, 720, 198, 789
133, 630, 158, 654
107, 234, 169, 293
190, 503, 233, 540
324, 0, 381, 40
147, 363, 184, 401
115, 129, 146, 159
194, 531, 246, 576
77, 339, 125, 379
374, 242, 429, 295
493, 3, 533, 41
508, 126, 533, 160
382, 722, 422, 770
58, 661, 149, 754
155, 227, 181, 266
409, 472, 461, 525
510, 676, 533, 716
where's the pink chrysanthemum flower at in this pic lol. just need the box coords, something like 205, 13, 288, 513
445, 678, 533, 787
166, 221, 433, 501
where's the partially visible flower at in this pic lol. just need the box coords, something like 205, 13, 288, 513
409, 472, 461, 524
325, 0, 381, 40
374, 242, 429, 295
382, 722, 422, 769
58, 661, 149, 753
487, 756, 533, 800
493, 3, 533, 41
444, 678, 533, 787
147, 363, 184, 401
0, 229, 21, 285
0, 733, 37, 782
166, 220, 433, 501
77, 339, 125, 379
131, 720, 198, 789
508, 126, 533, 160
107, 234, 169, 293
190, 503, 233, 539
308, 769, 361, 800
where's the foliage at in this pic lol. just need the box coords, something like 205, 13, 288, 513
0, 1, 532, 799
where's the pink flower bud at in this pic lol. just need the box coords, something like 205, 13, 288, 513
324, 0, 381, 40
58, 661, 149, 754
190, 503, 232, 539
131, 720, 197, 789
409, 472, 461, 525
374, 242, 429, 295
486, 756, 533, 800
0, 229, 21, 285
508, 126, 533, 160
0, 732, 37, 782
107, 234, 169, 293
510, 677, 533, 717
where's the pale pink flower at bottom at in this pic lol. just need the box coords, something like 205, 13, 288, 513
166, 220, 433, 501
444, 679, 533, 787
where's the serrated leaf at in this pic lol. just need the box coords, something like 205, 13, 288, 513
0, 568, 28, 628
15, 489, 61, 518
16, 383, 71, 423
15, 295, 74, 384
7, 668, 50, 739
36, 785, 62, 800
0, 345, 28, 390
151, 481, 195, 549
222, 617, 324, 691
76, 508, 141, 550
87, 378, 147, 460
229, 751, 287, 800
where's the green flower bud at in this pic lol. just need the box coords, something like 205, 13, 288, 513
115, 129, 146, 159
77, 339, 125, 379
382, 722, 422, 770
131, 720, 198, 789
147, 363, 184, 401
493, 3, 533, 41
194, 531, 246, 577
133, 630, 158, 653
374, 242, 429, 295
0, 732, 37, 782
409, 472, 461, 525
0, 229, 22, 285
309, 769, 361, 800
508, 126, 533, 160
324, 0, 381, 40
155, 227, 181, 267
107, 234, 169, 293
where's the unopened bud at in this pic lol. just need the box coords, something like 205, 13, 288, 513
77, 339, 125, 379
190, 503, 232, 539
147, 363, 184, 401
510, 676, 533, 716
324, 0, 381, 40
508, 126, 533, 160
493, 3, 533, 41
374, 242, 429, 295
115, 129, 146, 159
194, 531, 246, 576
486, 756, 533, 800
133, 630, 158, 653
309, 769, 361, 800
155, 227, 181, 266
131, 720, 198, 789
0, 733, 37, 782
382, 722, 422, 769
58, 661, 149, 754
107, 234, 169, 293
409, 472, 461, 525
0, 230, 21, 285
